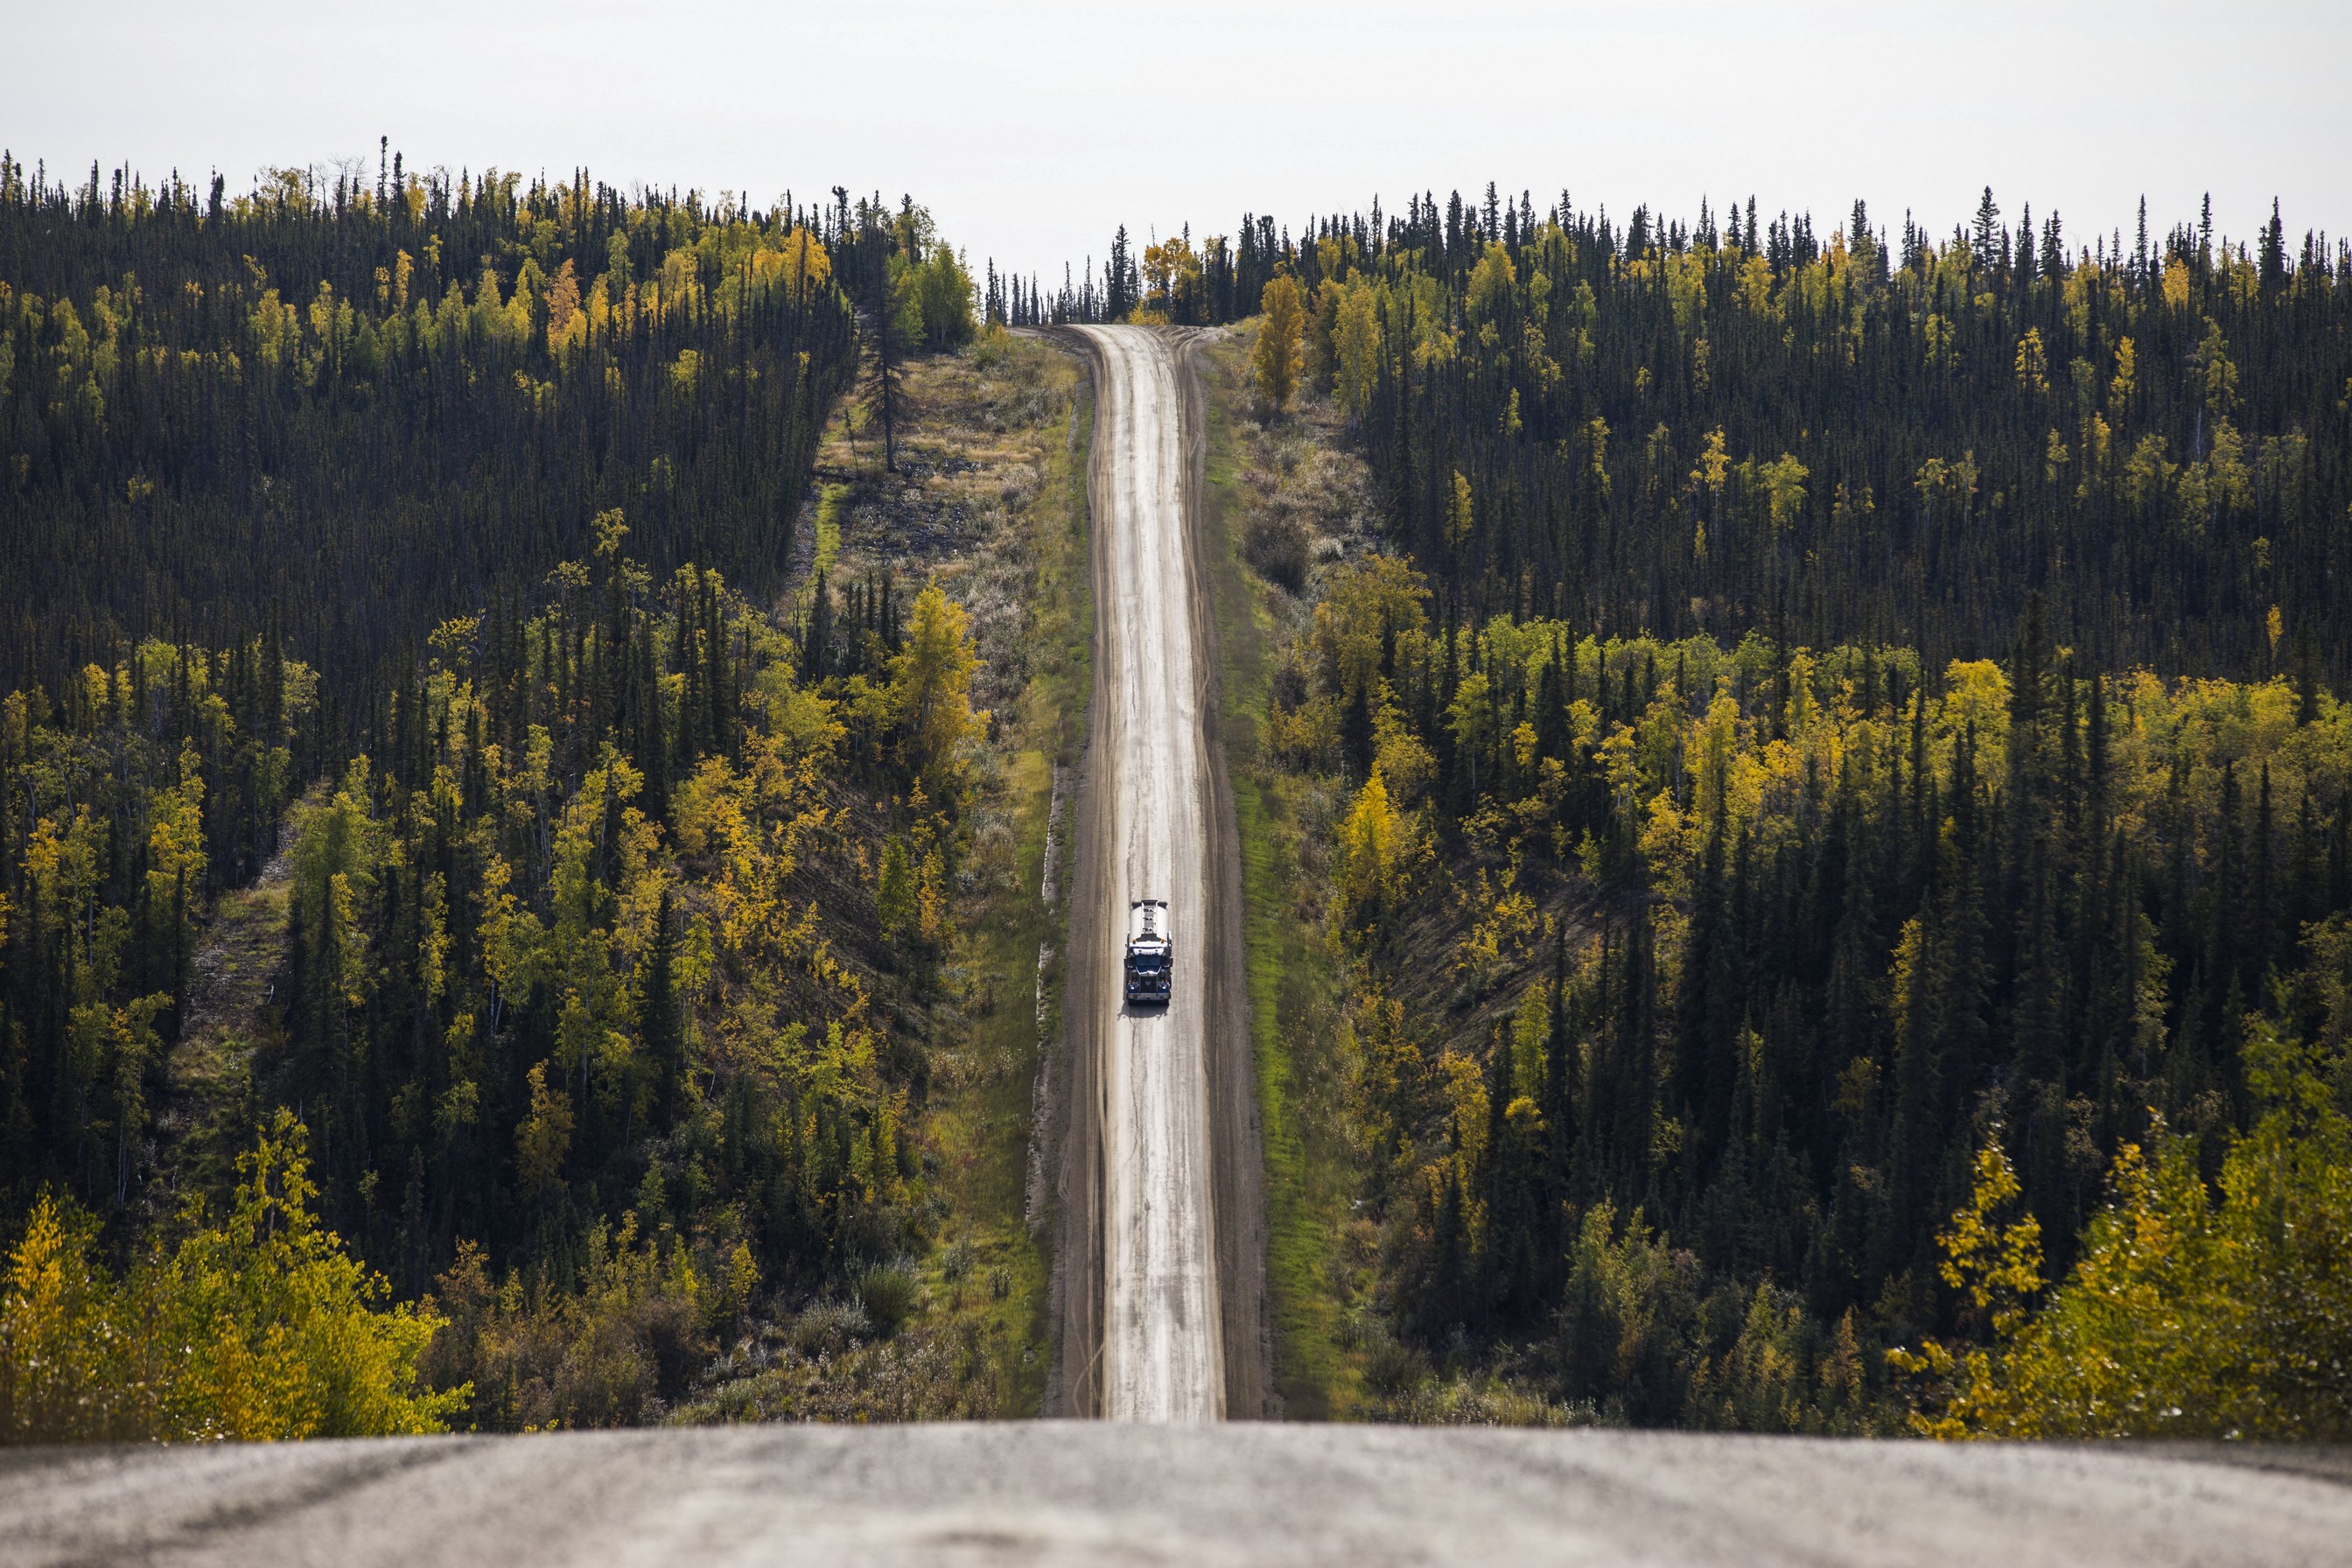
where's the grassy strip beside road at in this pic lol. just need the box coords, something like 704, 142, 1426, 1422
927, 350, 1091, 1419
1199, 331, 1365, 1419
910, 334, 1096, 1414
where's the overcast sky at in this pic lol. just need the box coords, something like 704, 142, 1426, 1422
12, 1, 2347, 281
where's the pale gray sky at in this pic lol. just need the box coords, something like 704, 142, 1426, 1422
12, 1, 2347, 282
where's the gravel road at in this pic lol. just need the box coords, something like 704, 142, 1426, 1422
1068, 323, 1225, 1422
4, 1424, 2345, 1566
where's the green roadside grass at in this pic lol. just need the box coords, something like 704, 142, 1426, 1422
1199, 338, 1364, 1419
919, 343, 1094, 1413
813, 482, 849, 577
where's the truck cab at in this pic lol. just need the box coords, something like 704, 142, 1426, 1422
1124, 900, 1172, 1006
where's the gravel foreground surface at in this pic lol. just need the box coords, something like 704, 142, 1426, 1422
2, 1424, 2346, 1567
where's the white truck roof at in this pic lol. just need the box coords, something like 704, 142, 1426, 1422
1128, 899, 1169, 944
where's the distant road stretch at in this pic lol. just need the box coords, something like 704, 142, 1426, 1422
1074, 323, 1224, 1422
4, 1424, 2347, 1566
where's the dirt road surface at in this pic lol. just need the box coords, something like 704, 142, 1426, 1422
4, 1425, 2346, 1566
1046, 324, 1264, 1422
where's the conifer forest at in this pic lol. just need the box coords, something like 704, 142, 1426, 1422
0, 157, 998, 1437
4, 141, 2350, 1444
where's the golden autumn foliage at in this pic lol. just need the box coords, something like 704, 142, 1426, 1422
0, 1112, 464, 1442
1255, 275, 1305, 413
890, 582, 982, 792
1331, 278, 1382, 419
1893, 1017, 2352, 1439
1337, 768, 1407, 926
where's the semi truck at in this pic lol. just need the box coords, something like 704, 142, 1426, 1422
1124, 900, 1172, 1006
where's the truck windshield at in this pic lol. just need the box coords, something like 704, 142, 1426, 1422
1128, 952, 1167, 972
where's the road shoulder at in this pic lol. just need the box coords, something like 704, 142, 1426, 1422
1175, 328, 1277, 1419
1043, 326, 1113, 1417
